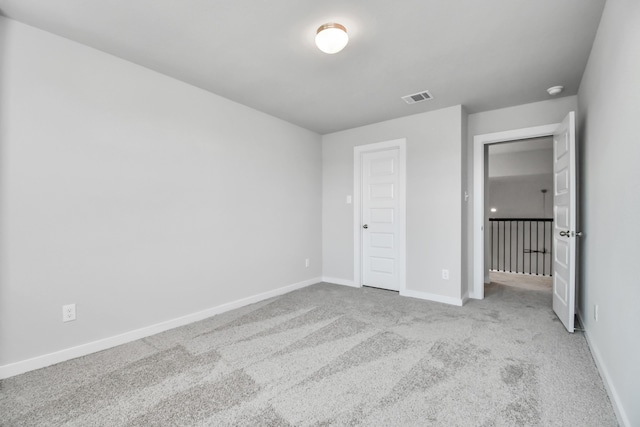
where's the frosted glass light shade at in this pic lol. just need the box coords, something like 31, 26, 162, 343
547, 85, 564, 96
315, 23, 348, 54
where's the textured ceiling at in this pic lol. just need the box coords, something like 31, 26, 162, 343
0, 0, 606, 134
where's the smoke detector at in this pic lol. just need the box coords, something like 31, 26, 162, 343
401, 90, 433, 104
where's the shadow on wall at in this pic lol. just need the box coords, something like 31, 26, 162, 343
0, 12, 9, 360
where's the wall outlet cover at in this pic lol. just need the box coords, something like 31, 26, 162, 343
63, 304, 76, 322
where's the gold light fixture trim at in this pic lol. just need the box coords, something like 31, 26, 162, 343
315, 23, 349, 54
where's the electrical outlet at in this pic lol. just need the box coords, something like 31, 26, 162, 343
305, 258, 310, 268
442, 269, 449, 280
594, 304, 599, 322
62, 304, 76, 322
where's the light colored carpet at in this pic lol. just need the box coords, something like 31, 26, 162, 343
0, 278, 617, 426
489, 271, 553, 292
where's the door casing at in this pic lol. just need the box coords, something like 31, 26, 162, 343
354, 139, 407, 292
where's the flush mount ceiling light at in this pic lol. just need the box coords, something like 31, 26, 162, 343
547, 85, 564, 96
315, 23, 348, 54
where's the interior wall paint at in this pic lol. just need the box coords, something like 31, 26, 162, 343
488, 148, 553, 218
468, 96, 578, 137
0, 18, 322, 367
466, 97, 578, 291
489, 148, 553, 178
577, 0, 640, 425
489, 175, 553, 219
323, 106, 464, 301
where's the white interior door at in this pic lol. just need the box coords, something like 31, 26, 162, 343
361, 148, 400, 291
553, 111, 577, 333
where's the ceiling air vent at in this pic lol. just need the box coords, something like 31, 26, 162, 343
401, 90, 433, 105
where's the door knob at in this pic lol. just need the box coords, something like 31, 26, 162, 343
559, 230, 570, 237
363, 224, 368, 229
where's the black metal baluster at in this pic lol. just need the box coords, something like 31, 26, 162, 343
509, 220, 512, 272
548, 220, 551, 275
529, 221, 532, 275
543, 221, 547, 275
491, 220, 494, 271
536, 221, 539, 275
497, 220, 500, 271
503, 220, 506, 272
516, 221, 519, 273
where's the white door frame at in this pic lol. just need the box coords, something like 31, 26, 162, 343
354, 138, 407, 292
472, 124, 559, 299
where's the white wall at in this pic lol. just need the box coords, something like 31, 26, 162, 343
322, 106, 465, 303
488, 146, 553, 219
0, 18, 322, 368
489, 148, 553, 178
577, 0, 640, 425
489, 175, 553, 219
468, 96, 578, 137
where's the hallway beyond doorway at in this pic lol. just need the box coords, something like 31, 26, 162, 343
489, 271, 552, 291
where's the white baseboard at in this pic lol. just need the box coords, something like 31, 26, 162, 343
321, 278, 464, 307
468, 291, 482, 300
0, 277, 321, 380
321, 277, 360, 288
577, 310, 630, 427
461, 291, 470, 305
400, 289, 464, 306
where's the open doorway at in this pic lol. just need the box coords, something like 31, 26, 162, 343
472, 113, 578, 332
485, 138, 553, 298
472, 122, 559, 300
